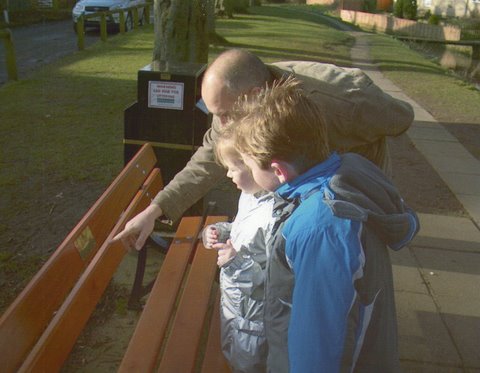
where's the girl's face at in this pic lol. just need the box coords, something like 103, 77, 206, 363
224, 155, 262, 194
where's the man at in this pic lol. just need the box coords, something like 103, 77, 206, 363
114, 48, 414, 250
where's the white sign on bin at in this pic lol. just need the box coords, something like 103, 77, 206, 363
148, 81, 184, 110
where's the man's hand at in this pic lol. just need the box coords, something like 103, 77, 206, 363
212, 239, 237, 267
112, 204, 163, 251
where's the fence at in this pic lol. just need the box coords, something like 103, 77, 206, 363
0, 28, 17, 81
76, 3, 151, 50
341, 10, 461, 41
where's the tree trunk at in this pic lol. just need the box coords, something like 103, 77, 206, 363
153, 0, 211, 64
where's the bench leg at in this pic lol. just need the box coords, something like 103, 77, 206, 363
127, 235, 170, 310
128, 246, 149, 310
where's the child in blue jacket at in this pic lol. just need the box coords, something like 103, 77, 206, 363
230, 77, 419, 373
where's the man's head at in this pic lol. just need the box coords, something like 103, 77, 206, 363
231, 76, 330, 191
201, 49, 271, 124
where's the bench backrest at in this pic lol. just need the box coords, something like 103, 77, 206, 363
119, 216, 232, 373
0, 143, 159, 373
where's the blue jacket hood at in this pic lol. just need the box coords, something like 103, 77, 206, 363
276, 153, 419, 251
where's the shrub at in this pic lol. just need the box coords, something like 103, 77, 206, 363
394, 0, 403, 18
428, 13, 440, 25
403, 0, 417, 20
363, 0, 377, 13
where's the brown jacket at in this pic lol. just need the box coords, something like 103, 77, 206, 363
153, 61, 414, 221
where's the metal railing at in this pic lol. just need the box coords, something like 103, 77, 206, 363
76, 2, 151, 50
0, 28, 18, 81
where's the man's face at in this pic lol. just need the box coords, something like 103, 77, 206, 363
241, 154, 282, 192
201, 75, 238, 125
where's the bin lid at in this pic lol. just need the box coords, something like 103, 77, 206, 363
140, 60, 207, 77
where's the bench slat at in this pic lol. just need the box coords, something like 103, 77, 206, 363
157, 216, 225, 373
118, 216, 203, 372
201, 290, 232, 373
119, 216, 230, 373
0, 143, 157, 373
17, 168, 163, 372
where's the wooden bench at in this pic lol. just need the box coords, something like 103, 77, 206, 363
0, 143, 231, 372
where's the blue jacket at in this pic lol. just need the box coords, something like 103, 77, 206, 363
265, 152, 419, 373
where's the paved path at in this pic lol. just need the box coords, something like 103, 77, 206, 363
350, 31, 480, 372
0, 19, 98, 86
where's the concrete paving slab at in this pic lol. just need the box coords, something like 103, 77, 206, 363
440, 172, 480, 196
413, 214, 480, 252
411, 120, 445, 129
423, 154, 480, 174
408, 123, 460, 142
412, 247, 480, 298
455, 195, 480, 227
391, 247, 429, 294
401, 360, 464, 372
396, 292, 462, 366
412, 139, 477, 160
410, 108, 437, 122
434, 297, 480, 368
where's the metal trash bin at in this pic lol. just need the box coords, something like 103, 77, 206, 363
124, 60, 209, 185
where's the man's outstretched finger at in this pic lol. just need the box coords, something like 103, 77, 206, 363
112, 228, 130, 243
135, 229, 150, 251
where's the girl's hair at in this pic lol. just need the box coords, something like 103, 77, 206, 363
231, 76, 330, 172
214, 125, 242, 168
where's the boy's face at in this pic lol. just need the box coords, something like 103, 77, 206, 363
241, 154, 282, 192
224, 156, 262, 194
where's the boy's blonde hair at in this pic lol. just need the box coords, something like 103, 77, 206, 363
231, 76, 330, 171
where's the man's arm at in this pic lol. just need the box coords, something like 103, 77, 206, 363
153, 117, 226, 221
113, 117, 226, 250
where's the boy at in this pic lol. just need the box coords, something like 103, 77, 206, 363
231, 77, 419, 373
202, 128, 275, 373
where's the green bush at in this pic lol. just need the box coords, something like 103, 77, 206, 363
394, 0, 403, 18
393, 0, 416, 19
428, 13, 440, 25
403, 0, 417, 20
223, 0, 234, 17
363, 0, 377, 13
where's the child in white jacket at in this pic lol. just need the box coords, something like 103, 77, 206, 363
203, 129, 274, 373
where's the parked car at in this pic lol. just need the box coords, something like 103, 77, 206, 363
72, 0, 147, 32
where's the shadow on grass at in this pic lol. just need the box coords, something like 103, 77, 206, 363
211, 41, 353, 67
